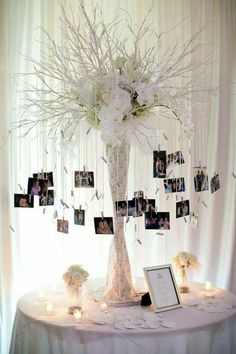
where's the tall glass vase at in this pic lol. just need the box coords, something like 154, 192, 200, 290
66, 285, 83, 314
179, 267, 190, 293
104, 140, 136, 301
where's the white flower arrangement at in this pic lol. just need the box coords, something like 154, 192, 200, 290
63, 264, 89, 289
172, 251, 201, 275
16, 2, 212, 148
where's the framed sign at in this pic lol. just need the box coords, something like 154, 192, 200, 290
143, 264, 182, 313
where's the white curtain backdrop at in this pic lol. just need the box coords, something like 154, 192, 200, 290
0, 0, 235, 353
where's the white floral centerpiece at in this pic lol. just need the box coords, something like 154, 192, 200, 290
172, 251, 201, 292
63, 264, 89, 311
16, 3, 212, 302
15, 3, 211, 146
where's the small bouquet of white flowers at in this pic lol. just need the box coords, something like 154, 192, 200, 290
172, 252, 200, 292
63, 264, 89, 289
63, 265, 89, 311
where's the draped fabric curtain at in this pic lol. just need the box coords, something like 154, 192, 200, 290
0, 0, 235, 353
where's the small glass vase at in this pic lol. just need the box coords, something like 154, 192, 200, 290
66, 285, 83, 314
179, 268, 190, 293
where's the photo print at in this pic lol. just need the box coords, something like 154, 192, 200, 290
132, 191, 156, 217
127, 200, 136, 217
75, 171, 94, 188
176, 200, 190, 218
115, 201, 128, 217
28, 177, 50, 196
153, 151, 167, 178
74, 209, 85, 225
94, 217, 114, 234
28, 178, 41, 196
57, 219, 69, 234
145, 211, 170, 230
189, 212, 198, 229
14, 194, 34, 208
193, 167, 209, 192
210, 174, 220, 194
140, 199, 156, 213
164, 177, 185, 193
167, 151, 184, 167
33, 172, 54, 187
39, 190, 54, 206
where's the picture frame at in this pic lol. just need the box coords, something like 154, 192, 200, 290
143, 264, 182, 313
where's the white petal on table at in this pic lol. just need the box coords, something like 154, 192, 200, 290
160, 321, 176, 329
124, 321, 138, 329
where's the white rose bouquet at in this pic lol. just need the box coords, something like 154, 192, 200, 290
172, 251, 200, 288
63, 265, 89, 309
63, 264, 89, 289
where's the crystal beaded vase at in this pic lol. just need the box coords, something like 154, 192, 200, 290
104, 140, 136, 301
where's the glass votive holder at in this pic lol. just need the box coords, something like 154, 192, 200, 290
46, 302, 53, 315
73, 309, 82, 323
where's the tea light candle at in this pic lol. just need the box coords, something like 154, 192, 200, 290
73, 310, 82, 323
205, 281, 212, 291
46, 302, 53, 315
100, 302, 108, 312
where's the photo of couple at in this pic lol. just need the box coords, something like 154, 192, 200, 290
164, 177, 185, 193
176, 200, 190, 218
75, 171, 94, 188
145, 211, 170, 230
193, 167, 209, 192
94, 217, 114, 234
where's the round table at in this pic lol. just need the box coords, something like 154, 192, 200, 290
9, 283, 236, 354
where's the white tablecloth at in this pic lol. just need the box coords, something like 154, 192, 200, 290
9, 283, 236, 354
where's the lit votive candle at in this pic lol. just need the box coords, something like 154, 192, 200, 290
46, 302, 53, 315
100, 302, 108, 312
73, 310, 82, 323
205, 281, 212, 291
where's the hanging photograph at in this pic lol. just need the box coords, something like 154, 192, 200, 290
39, 190, 54, 206
143, 265, 182, 313
132, 195, 156, 217
132, 197, 144, 217
14, 194, 34, 208
57, 219, 69, 234
139, 199, 156, 213
193, 167, 209, 192
33, 172, 54, 187
75, 171, 94, 188
27, 178, 41, 196
127, 200, 136, 216
176, 177, 185, 192
210, 174, 220, 194
189, 212, 198, 229
94, 217, 114, 234
164, 178, 185, 193
176, 200, 190, 218
115, 201, 128, 217
29, 178, 49, 197
145, 211, 170, 229
164, 178, 176, 193
74, 209, 85, 225
153, 151, 167, 178
167, 151, 185, 167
